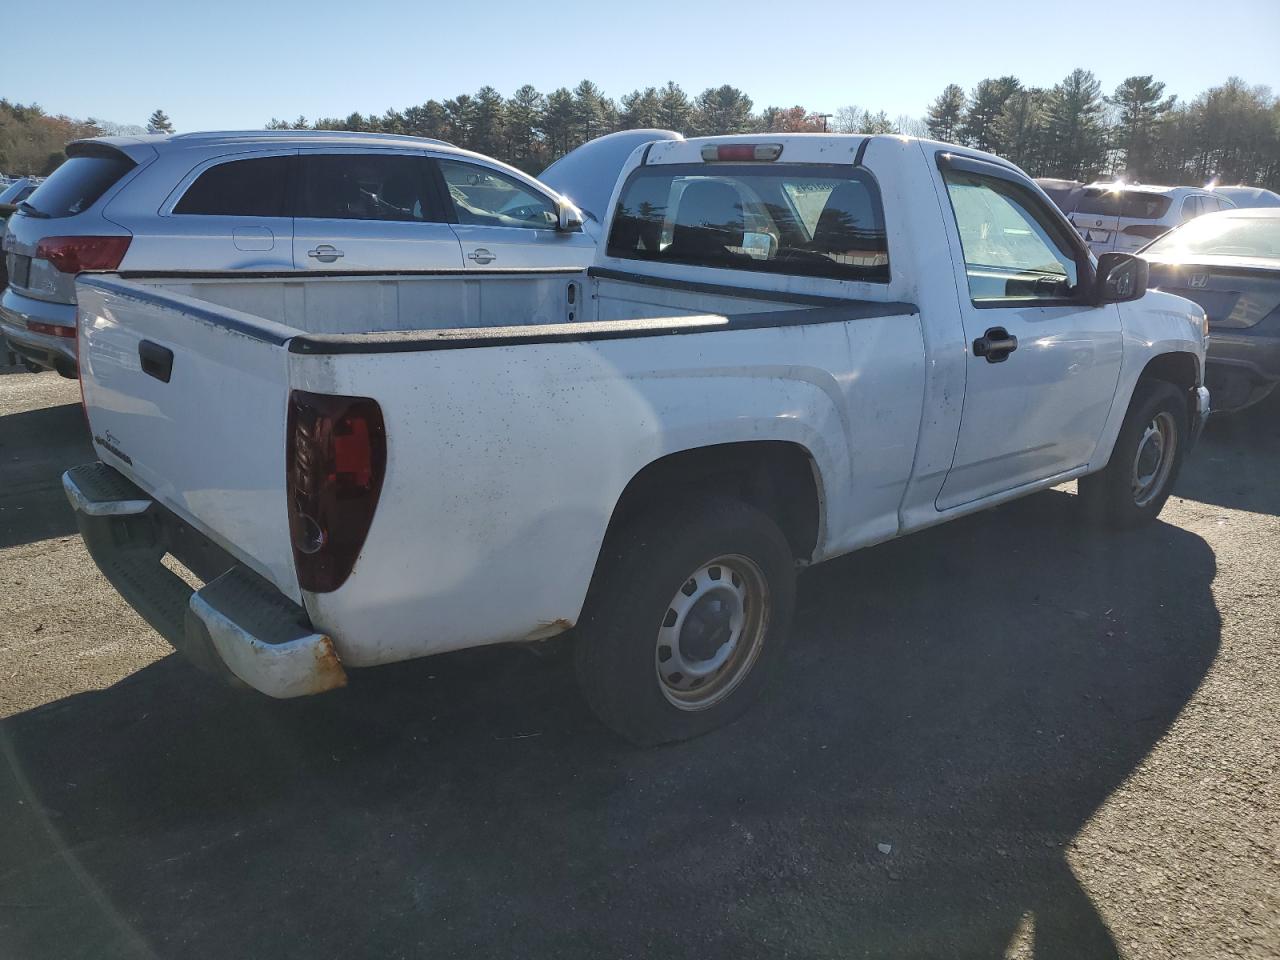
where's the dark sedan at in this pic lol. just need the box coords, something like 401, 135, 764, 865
1143, 208, 1280, 412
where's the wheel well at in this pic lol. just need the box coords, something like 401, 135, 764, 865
608, 442, 822, 562
1139, 352, 1198, 393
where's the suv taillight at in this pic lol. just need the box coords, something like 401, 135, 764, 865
35, 236, 132, 273
287, 390, 387, 593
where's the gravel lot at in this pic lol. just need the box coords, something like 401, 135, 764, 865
1, 365, 1276, 959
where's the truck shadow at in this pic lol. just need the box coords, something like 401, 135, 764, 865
0, 490, 1220, 959
0, 400, 90, 548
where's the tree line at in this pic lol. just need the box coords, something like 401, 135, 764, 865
264, 71, 1278, 188
4, 71, 1279, 192
923, 70, 1279, 189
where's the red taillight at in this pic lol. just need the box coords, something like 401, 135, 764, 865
27, 321, 77, 339
287, 390, 387, 593
1122, 224, 1169, 240
700, 143, 784, 162
35, 235, 132, 273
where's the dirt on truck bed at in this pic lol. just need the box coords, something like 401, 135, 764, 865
1, 366, 1277, 959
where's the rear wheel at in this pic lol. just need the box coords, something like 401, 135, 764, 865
574, 497, 796, 746
1079, 379, 1187, 528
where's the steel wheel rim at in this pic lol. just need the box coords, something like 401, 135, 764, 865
654, 554, 770, 712
1131, 410, 1177, 507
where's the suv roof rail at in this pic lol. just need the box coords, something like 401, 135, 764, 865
166, 130, 453, 147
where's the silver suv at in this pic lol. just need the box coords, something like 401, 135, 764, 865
1, 131, 592, 374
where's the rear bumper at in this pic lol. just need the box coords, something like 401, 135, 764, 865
0, 288, 78, 369
63, 462, 347, 698
1206, 328, 1280, 412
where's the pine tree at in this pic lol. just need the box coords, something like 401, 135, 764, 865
443, 95, 476, 148
925, 85, 965, 143
543, 88, 577, 157
1107, 76, 1176, 179
1043, 69, 1108, 180
570, 80, 608, 145
619, 87, 663, 130
472, 86, 507, 157
693, 85, 754, 136
656, 82, 692, 132
146, 109, 173, 134
960, 76, 1020, 152
505, 85, 547, 168
991, 88, 1048, 173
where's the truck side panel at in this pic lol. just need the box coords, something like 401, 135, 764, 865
291, 312, 925, 667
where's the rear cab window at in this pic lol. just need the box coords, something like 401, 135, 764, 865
22, 148, 135, 218
173, 156, 292, 217
606, 163, 889, 282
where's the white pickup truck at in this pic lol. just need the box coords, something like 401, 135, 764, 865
65, 134, 1209, 744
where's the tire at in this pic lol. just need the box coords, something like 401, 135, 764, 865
574, 497, 796, 746
1079, 379, 1188, 528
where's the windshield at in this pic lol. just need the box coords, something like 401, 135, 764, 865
1076, 188, 1172, 220
1144, 215, 1280, 261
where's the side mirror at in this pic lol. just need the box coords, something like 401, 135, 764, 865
1094, 252, 1149, 304
557, 202, 584, 233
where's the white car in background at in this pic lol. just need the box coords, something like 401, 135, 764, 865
1, 131, 593, 375
1210, 185, 1280, 210
1069, 183, 1235, 255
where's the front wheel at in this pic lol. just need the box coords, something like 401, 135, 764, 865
1079, 379, 1188, 528
574, 497, 796, 746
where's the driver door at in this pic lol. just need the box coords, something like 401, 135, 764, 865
935, 155, 1123, 510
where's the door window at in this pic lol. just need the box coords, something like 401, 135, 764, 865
436, 159, 557, 229
174, 156, 291, 217
943, 170, 1081, 303
297, 154, 441, 222
1181, 196, 1204, 221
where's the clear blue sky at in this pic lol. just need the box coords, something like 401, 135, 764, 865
5, 0, 1279, 131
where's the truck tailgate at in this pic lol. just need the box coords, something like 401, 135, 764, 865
76, 276, 302, 602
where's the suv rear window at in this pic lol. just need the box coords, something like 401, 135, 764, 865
22, 152, 135, 218
606, 163, 889, 282
1076, 189, 1172, 220
174, 156, 291, 217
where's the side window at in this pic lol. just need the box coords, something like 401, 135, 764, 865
1181, 196, 1203, 221
436, 159, 557, 229
174, 156, 291, 217
942, 170, 1080, 302
297, 154, 440, 222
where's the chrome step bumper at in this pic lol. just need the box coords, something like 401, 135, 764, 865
62, 462, 346, 698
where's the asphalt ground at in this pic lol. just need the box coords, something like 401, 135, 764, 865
1, 365, 1276, 959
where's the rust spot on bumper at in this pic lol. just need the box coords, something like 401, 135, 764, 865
309, 634, 349, 694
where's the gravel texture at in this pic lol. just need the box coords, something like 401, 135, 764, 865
1, 367, 1276, 959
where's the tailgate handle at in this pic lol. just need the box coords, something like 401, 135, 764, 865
139, 340, 174, 383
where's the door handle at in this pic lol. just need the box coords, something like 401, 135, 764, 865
307, 244, 344, 263
467, 248, 496, 265
973, 326, 1018, 363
